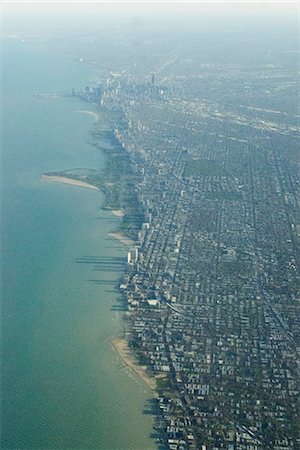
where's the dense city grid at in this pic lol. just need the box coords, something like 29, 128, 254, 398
72, 58, 300, 449
3, 4, 300, 449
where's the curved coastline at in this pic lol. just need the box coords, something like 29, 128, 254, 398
42, 174, 99, 190
3, 38, 157, 449
75, 109, 100, 123
42, 173, 155, 389
41, 107, 158, 437
111, 337, 157, 394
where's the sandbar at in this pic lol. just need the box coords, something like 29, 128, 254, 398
42, 175, 99, 190
111, 337, 157, 393
111, 209, 125, 218
75, 110, 100, 122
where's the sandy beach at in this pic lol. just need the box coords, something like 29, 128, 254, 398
75, 110, 100, 122
111, 338, 157, 393
108, 231, 134, 247
111, 209, 125, 218
42, 175, 99, 191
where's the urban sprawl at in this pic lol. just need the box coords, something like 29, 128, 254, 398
64, 65, 300, 450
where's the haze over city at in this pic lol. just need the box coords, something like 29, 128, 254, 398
1, 1, 299, 449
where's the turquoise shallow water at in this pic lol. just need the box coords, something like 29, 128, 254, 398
1, 40, 156, 449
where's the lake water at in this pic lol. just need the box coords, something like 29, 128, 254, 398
1, 39, 156, 450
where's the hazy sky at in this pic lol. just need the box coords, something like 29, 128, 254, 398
2, 1, 298, 38
3, 1, 298, 15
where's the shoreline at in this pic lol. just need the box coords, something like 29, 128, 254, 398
43, 105, 155, 422
75, 109, 100, 122
111, 209, 125, 218
111, 337, 157, 394
42, 175, 99, 191
108, 231, 134, 247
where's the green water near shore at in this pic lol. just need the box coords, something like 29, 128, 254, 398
1, 39, 156, 449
